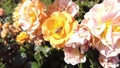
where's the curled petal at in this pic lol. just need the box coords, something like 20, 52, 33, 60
96, 41, 120, 57
65, 25, 91, 49
64, 47, 86, 65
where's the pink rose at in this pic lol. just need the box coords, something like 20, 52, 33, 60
82, 0, 120, 46
46, 0, 79, 16
81, 0, 120, 57
63, 25, 92, 65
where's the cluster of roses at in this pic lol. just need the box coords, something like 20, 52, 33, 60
11, 0, 120, 68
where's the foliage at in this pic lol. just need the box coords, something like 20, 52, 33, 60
0, 0, 20, 23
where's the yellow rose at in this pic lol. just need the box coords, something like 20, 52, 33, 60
16, 32, 29, 44
42, 12, 78, 49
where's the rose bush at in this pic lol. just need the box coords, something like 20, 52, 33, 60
0, 0, 120, 68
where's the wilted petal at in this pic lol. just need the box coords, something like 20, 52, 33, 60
64, 47, 86, 65
99, 54, 120, 68
66, 2, 79, 16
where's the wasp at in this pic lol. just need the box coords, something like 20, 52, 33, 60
55, 27, 63, 33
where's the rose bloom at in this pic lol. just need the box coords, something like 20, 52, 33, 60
42, 11, 78, 49
81, 0, 120, 57
16, 31, 29, 44
64, 47, 86, 65
63, 25, 91, 65
99, 55, 120, 68
1, 22, 10, 38
13, 0, 47, 39
46, 0, 79, 16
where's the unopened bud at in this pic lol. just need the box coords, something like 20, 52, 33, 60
0, 8, 4, 16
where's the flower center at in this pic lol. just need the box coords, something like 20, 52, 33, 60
101, 21, 111, 39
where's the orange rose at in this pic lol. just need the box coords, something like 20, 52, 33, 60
16, 32, 29, 44
42, 12, 78, 49
13, 0, 47, 39
1, 22, 10, 38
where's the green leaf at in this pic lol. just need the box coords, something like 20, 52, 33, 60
0, 62, 5, 68
34, 52, 42, 63
34, 46, 51, 57
85, 48, 101, 68
19, 46, 26, 52
31, 62, 39, 68
0, 38, 4, 43
78, 63, 83, 68
42, 46, 51, 57
21, 52, 27, 58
